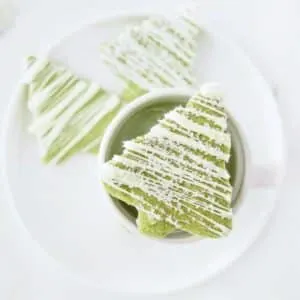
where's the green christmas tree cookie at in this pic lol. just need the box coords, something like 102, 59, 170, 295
101, 90, 233, 238
24, 56, 121, 164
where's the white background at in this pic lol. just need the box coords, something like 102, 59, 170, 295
0, 0, 300, 299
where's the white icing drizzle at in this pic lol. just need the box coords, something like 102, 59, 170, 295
81, 136, 103, 152
182, 107, 227, 130
190, 99, 226, 116
102, 91, 233, 237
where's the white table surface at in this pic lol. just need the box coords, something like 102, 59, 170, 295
0, 0, 300, 299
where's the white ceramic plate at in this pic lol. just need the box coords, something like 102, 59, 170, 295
2, 12, 286, 294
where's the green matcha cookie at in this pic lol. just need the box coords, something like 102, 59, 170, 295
101, 91, 233, 238
24, 56, 121, 164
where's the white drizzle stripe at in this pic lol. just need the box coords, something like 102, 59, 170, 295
178, 107, 227, 130
189, 99, 226, 116
81, 136, 102, 152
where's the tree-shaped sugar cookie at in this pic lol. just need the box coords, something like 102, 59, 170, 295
102, 90, 233, 238
24, 56, 120, 164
